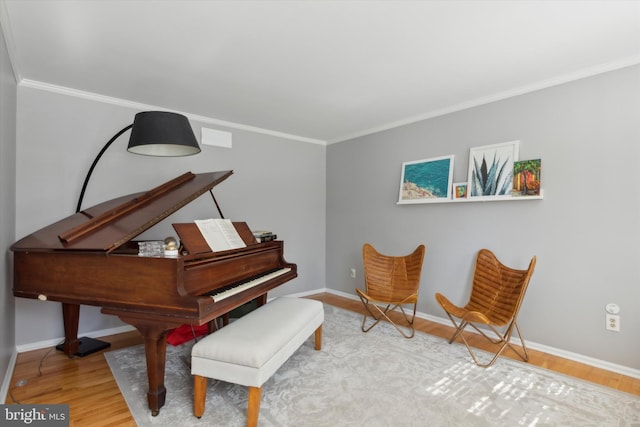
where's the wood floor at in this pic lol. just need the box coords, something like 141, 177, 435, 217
5, 293, 639, 426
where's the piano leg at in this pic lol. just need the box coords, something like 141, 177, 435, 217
103, 295, 271, 415
256, 293, 267, 307
61, 303, 80, 356
116, 316, 172, 416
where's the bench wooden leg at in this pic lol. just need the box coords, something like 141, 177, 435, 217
247, 386, 262, 427
193, 375, 207, 418
314, 324, 322, 350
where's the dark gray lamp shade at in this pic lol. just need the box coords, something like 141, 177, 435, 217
75, 110, 201, 213
127, 111, 201, 156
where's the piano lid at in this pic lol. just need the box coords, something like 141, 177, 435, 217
11, 170, 233, 253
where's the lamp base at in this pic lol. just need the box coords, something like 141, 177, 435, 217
55, 337, 111, 357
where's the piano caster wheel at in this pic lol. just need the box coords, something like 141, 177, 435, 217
151, 410, 159, 417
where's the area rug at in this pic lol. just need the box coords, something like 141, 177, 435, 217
105, 304, 640, 427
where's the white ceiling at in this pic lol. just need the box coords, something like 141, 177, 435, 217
2, 0, 639, 144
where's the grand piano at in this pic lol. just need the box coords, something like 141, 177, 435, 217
11, 170, 297, 415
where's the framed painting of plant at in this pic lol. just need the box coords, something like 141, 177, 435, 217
398, 155, 454, 204
467, 141, 519, 198
513, 159, 541, 196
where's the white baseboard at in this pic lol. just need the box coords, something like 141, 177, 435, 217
1, 349, 18, 404
9, 288, 639, 383
4, 324, 135, 404
14, 324, 135, 353
316, 288, 640, 380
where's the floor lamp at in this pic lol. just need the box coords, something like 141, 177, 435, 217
59, 111, 201, 356
76, 110, 200, 213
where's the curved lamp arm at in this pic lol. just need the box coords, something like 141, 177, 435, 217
75, 111, 200, 214
75, 124, 133, 213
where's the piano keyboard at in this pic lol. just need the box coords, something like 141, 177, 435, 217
209, 268, 292, 302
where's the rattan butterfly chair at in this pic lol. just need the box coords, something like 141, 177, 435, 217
356, 243, 426, 338
435, 249, 536, 367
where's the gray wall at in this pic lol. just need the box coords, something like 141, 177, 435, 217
13, 86, 326, 346
5, 33, 638, 378
0, 20, 17, 395
326, 65, 640, 370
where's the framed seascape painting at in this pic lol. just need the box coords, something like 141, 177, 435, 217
467, 141, 519, 199
398, 155, 454, 204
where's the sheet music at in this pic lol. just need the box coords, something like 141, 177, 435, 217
194, 218, 247, 252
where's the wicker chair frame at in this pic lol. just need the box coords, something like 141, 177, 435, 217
356, 243, 426, 338
435, 249, 536, 367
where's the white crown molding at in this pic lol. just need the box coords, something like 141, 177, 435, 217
0, 0, 21, 83
18, 79, 327, 146
328, 55, 640, 144
13, 53, 640, 147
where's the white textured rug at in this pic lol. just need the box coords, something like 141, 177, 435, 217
105, 304, 640, 427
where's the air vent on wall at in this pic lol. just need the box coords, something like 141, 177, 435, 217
201, 127, 232, 148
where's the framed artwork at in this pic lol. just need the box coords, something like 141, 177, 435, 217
467, 141, 519, 198
513, 159, 541, 196
398, 155, 454, 204
452, 182, 468, 200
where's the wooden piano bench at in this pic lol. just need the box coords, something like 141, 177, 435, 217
191, 297, 324, 427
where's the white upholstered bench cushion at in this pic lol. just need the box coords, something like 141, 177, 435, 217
191, 297, 324, 388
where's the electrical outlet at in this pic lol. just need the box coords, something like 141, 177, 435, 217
606, 314, 620, 332
350, 268, 356, 278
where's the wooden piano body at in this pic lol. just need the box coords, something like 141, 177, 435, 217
11, 170, 297, 415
